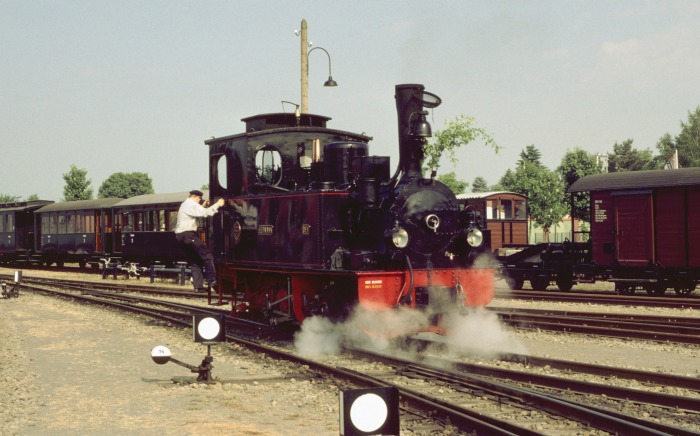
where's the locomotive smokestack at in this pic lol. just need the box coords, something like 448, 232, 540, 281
395, 84, 441, 180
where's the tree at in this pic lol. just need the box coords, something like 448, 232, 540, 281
607, 139, 657, 172
422, 114, 499, 173
62, 164, 93, 201
1, 194, 19, 204
471, 176, 489, 192
500, 160, 567, 241
98, 172, 155, 198
558, 148, 603, 221
26, 194, 40, 201
656, 106, 700, 168
494, 168, 515, 191
517, 144, 543, 167
437, 172, 469, 194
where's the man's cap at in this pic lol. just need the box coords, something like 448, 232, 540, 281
189, 190, 204, 197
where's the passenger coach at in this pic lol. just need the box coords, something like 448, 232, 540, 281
0, 200, 53, 263
35, 198, 122, 267
457, 191, 528, 255
113, 190, 209, 266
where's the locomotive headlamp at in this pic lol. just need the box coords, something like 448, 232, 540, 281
391, 227, 409, 248
466, 228, 484, 248
339, 387, 400, 435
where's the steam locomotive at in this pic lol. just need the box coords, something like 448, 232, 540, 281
206, 84, 494, 332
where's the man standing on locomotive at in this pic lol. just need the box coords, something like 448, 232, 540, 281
174, 190, 224, 292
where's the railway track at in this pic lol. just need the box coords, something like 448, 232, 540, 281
490, 306, 700, 344
495, 288, 700, 309
0, 273, 227, 305
15, 277, 700, 434
348, 346, 699, 436
12, 274, 700, 344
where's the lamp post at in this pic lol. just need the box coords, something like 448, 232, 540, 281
298, 19, 337, 114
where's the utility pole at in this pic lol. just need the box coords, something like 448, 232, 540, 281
298, 19, 336, 114
300, 19, 309, 114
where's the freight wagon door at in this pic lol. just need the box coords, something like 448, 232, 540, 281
655, 188, 687, 267
614, 193, 653, 266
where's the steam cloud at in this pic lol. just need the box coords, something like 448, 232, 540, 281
294, 302, 527, 360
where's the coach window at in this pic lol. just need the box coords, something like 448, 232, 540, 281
515, 200, 526, 220
158, 210, 166, 231
168, 211, 177, 231
76, 212, 85, 233
486, 200, 495, 220
122, 213, 131, 232
66, 212, 75, 234
501, 200, 513, 219
135, 212, 143, 231
151, 210, 160, 231
85, 213, 94, 233
58, 215, 67, 234
0, 213, 4, 233
49, 214, 57, 234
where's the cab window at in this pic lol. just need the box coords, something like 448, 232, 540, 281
255, 145, 282, 185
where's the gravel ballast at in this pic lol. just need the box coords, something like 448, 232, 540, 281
2, 268, 700, 435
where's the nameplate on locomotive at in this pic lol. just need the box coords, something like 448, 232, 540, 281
258, 225, 274, 236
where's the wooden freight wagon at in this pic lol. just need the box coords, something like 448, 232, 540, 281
457, 191, 528, 254
569, 167, 700, 295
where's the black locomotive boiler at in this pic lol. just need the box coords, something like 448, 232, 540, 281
207, 84, 494, 332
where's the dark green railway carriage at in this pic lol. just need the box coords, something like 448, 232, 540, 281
35, 198, 122, 267
0, 200, 53, 263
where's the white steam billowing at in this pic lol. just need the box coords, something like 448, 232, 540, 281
294, 303, 527, 359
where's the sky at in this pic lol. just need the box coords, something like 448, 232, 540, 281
2, 1, 700, 201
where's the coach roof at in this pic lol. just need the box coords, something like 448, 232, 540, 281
114, 190, 210, 208
569, 167, 700, 193
456, 191, 528, 200
35, 198, 123, 213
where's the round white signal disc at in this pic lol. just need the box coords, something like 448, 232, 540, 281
197, 317, 221, 341
349, 393, 388, 432
150, 345, 171, 364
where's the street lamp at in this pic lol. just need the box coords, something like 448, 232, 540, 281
310, 46, 337, 87
297, 18, 337, 113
